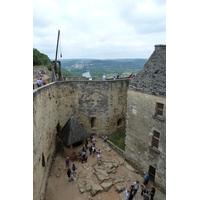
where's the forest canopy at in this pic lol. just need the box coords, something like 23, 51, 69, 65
33, 48, 51, 70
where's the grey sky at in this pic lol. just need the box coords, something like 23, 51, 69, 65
33, 0, 166, 59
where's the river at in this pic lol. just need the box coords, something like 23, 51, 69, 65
82, 71, 92, 80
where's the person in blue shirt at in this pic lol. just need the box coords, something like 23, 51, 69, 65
37, 78, 42, 87
144, 172, 149, 185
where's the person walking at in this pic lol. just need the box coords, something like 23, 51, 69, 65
141, 183, 146, 196
67, 168, 71, 181
92, 144, 96, 157
150, 187, 156, 200
65, 157, 70, 171
72, 163, 77, 176
128, 185, 134, 200
144, 172, 149, 185
143, 190, 149, 200
132, 180, 139, 198
125, 189, 129, 200
89, 145, 92, 155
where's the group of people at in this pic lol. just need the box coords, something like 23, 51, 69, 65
126, 173, 156, 200
36, 78, 46, 87
65, 136, 156, 200
65, 157, 77, 182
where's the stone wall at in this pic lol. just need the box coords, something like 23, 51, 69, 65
33, 79, 128, 200
125, 90, 166, 192
33, 83, 63, 200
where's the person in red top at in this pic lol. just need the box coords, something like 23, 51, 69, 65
130, 73, 134, 79
42, 79, 46, 85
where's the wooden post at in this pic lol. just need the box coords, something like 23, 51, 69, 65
54, 30, 60, 75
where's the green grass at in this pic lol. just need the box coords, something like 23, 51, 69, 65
108, 129, 126, 150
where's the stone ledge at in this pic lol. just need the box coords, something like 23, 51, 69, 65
152, 115, 165, 122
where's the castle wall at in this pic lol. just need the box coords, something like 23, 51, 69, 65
33, 79, 128, 200
33, 83, 64, 200
55, 80, 128, 134
125, 90, 166, 191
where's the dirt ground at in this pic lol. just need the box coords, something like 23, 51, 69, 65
44, 138, 165, 200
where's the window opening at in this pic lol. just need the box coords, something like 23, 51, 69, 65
156, 102, 164, 116
91, 117, 96, 128
117, 118, 123, 127
149, 165, 156, 181
151, 130, 160, 149
42, 153, 45, 167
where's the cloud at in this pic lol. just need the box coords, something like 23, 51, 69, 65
33, 0, 166, 59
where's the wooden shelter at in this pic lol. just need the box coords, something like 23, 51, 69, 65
57, 114, 90, 156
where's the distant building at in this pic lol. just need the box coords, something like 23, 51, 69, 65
125, 45, 166, 192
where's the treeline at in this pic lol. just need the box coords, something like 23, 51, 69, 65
33, 48, 51, 70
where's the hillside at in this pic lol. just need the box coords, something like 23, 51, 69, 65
60, 58, 147, 78
33, 48, 51, 70
33, 49, 147, 79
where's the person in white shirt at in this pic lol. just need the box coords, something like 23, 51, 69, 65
133, 180, 139, 197
125, 189, 129, 200
97, 152, 102, 165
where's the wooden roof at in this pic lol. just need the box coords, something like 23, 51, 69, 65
57, 114, 90, 146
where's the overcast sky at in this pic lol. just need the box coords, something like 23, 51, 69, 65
33, 0, 166, 59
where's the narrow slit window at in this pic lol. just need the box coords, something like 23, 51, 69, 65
42, 153, 45, 167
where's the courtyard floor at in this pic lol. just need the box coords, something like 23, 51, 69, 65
44, 137, 166, 200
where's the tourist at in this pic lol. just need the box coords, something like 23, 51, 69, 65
38, 69, 43, 77
143, 190, 149, 200
125, 189, 130, 200
37, 78, 42, 87
129, 73, 134, 79
72, 163, 77, 176
92, 136, 96, 145
67, 168, 71, 181
70, 172, 74, 181
65, 157, 70, 170
150, 187, 156, 200
113, 76, 116, 80
89, 145, 92, 155
141, 183, 146, 196
144, 172, 150, 185
81, 147, 86, 160
117, 73, 119, 79
85, 138, 88, 149
128, 185, 134, 200
97, 152, 102, 165
42, 78, 46, 85
92, 144, 96, 157
132, 180, 139, 198
102, 74, 106, 80
104, 135, 108, 142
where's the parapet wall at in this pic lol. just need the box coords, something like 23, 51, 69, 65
33, 79, 129, 200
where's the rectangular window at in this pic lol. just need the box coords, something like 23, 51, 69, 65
152, 130, 160, 149
156, 103, 164, 116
